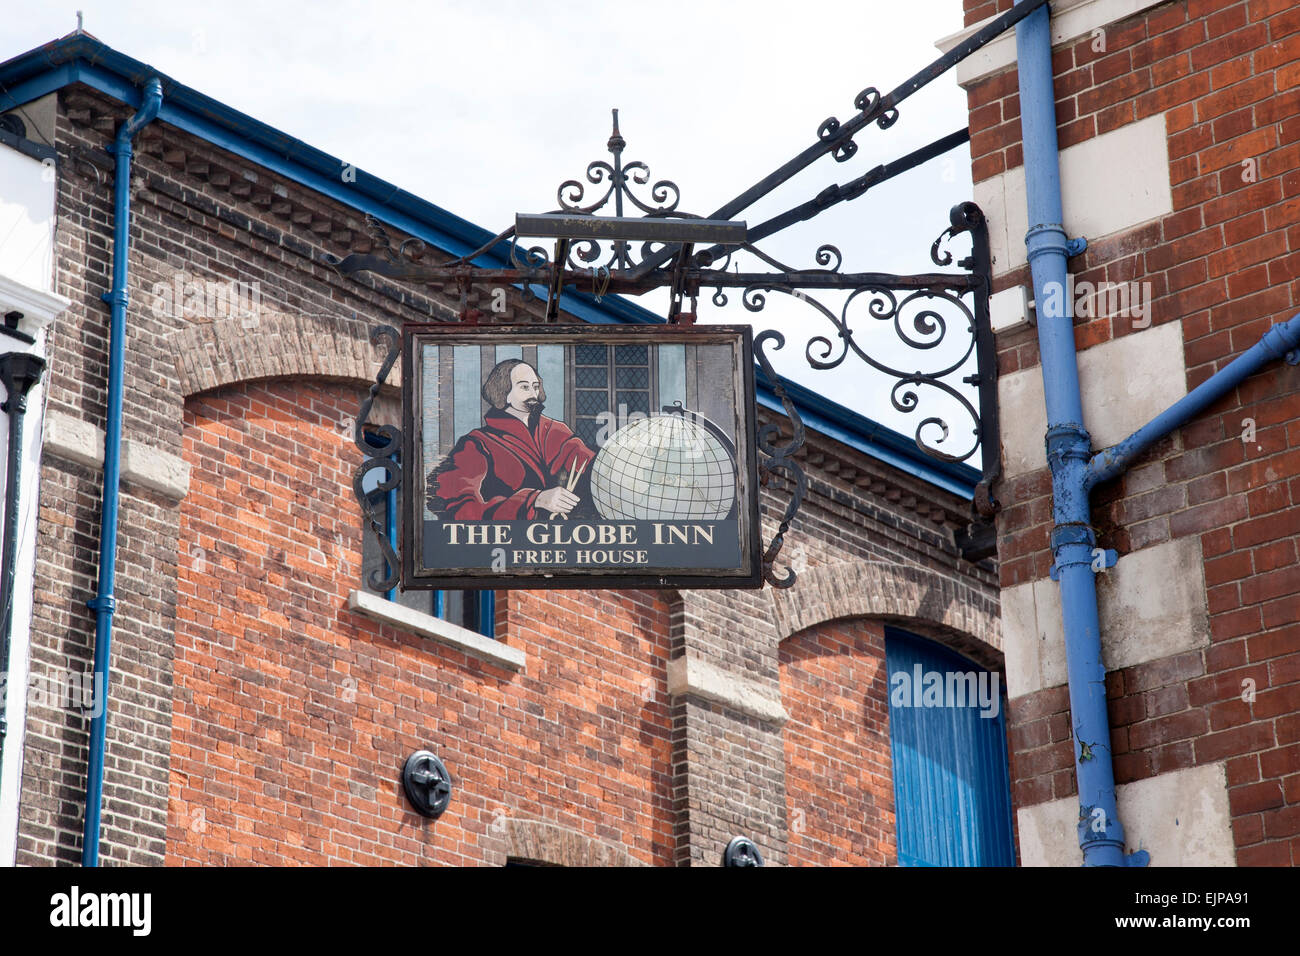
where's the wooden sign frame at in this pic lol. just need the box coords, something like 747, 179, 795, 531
400, 323, 761, 590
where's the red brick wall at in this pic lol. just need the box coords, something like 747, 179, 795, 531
19, 78, 1000, 867
167, 379, 675, 865
967, 0, 1020, 29
780, 619, 895, 865
965, 0, 1300, 863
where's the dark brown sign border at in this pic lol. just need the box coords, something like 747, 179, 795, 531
400, 323, 761, 590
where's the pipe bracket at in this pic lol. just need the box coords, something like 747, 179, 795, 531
1024, 222, 1069, 264
1050, 546, 1114, 581
87, 595, 117, 614
1259, 320, 1300, 361
1044, 423, 1091, 462
1049, 523, 1097, 579
1077, 804, 1127, 854
1065, 237, 1088, 257
1049, 523, 1094, 548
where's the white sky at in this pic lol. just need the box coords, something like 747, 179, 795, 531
2, 0, 984, 458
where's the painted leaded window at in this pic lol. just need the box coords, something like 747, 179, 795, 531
571, 343, 657, 451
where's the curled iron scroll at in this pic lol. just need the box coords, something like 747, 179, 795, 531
753, 330, 806, 589
743, 283, 981, 465
352, 325, 403, 592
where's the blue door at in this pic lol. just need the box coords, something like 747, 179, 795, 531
885, 627, 1015, 866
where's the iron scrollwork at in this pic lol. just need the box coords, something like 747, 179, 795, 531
324, 90, 1002, 577
548, 109, 702, 274
942, 201, 1000, 519
754, 330, 806, 589
816, 86, 900, 165
733, 202, 998, 493
556, 155, 681, 217
352, 325, 403, 592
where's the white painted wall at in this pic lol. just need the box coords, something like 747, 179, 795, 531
0, 141, 68, 867
0, 147, 56, 293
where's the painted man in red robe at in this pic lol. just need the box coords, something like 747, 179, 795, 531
427, 359, 596, 520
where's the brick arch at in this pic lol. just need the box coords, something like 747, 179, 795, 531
170, 311, 399, 397
484, 818, 647, 867
770, 560, 1001, 668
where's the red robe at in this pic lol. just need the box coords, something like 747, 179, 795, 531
428, 409, 595, 520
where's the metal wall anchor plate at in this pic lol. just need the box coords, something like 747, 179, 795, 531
402, 750, 453, 818
722, 836, 764, 867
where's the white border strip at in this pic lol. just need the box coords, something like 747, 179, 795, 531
0, 273, 70, 328
347, 588, 526, 672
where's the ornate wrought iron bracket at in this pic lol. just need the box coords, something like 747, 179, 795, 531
330, 0, 1047, 581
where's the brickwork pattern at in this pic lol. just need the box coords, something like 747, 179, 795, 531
664, 410, 998, 863
22, 84, 534, 865
964, 0, 1300, 863
168, 379, 674, 864
16, 78, 1003, 866
780, 618, 895, 866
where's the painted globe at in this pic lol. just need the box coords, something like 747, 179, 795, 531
590, 414, 736, 521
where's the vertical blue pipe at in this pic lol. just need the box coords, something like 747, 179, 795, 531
478, 590, 495, 639
1015, 4, 1132, 866
83, 77, 163, 867
385, 481, 397, 602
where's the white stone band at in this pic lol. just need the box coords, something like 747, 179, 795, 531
42, 410, 191, 500
667, 654, 788, 725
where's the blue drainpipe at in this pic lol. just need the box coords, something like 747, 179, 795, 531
1015, 2, 1139, 867
1015, 1, 1300, 865
83, 77, 163, 867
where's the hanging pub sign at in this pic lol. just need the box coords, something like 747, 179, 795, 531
401, 324, 761, 590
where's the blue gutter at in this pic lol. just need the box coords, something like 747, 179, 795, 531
760, 376, 980, 500
0, 35, 975, 500
1017, 0, 1299, 865
82, 76, 163, 867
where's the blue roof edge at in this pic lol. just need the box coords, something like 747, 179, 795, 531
0, 34, 978, 500
756, 376, 979, 498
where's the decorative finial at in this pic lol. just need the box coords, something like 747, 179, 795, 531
76, 10, 83, 31
607, 108, 625, 155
